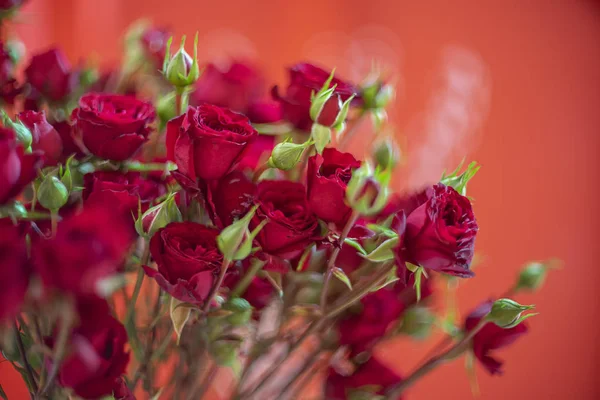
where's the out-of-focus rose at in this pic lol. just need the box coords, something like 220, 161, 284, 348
0, 127, 42, 205
83, 170, 166, 218
113, 377, 136, 400
252, 180, 320, 259
272, 62, 359, 131
25, 48, 77, 102
54, 297, 129, 399
34, 205, 134, 294
166, 104, 257, 181
246, 100, 283, 124
326, 357, 402, 400
72, 93, 155, 161
17, 110, 63, 164
396, 184, 478, 278
0, 0, 27, 12
143, 222, 222, 306
140, 26, 171, 69
307, 147, 361, 226
465, 301, 529, 375
0, 219, 30, 321
0, 41, 20, 104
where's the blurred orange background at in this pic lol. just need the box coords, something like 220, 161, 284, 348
2, 1, 600, 399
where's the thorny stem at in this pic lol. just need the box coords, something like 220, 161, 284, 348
202, 258, 232, 313
125, 240, 150, 361
13, 321, 38, 395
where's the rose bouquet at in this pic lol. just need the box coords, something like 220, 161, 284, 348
0, 3, 556, 400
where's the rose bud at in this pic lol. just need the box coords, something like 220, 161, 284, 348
488, 298, 536, 328
307, 148, 361, 226
52, 297, 129, 399
34, 205, 134, 295
372, 136, 400, 171
272, 63, 359, 132
37, 174, 68, 211
135, 192, 181, 238
83, 171, 167, 219
223, 298, 253, 327
25, 48, 78, 102
267, 139, 311, 171
514, 259, 559, 293
0, 219, 31, 321
252, 180, 320, 260
397, 183, 478, 278
17, 110, 63, 164
166, 104, 257, 181
465, 300, 529, 375
326, 357, 402, 400
0, 127, 43, 205
72, 93, 156, 161
162, 33, 199, 89
191, 61, 266, 115
346, 162, 389, 217
1, 111, 32, 148
143, 222, 223, 306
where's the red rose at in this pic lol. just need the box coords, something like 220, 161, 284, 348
52, 120, 85, 161
246, 100, 283, 124
25, 48, 77, 102
209, 170, 256, 227
83, 171, 166, 217
0, 219, 31, 320
166, 104, 257, 181
143, 222, 223, 306
273, 63, 358, 131
397, 184, 478, 278
55, 297, 129, 399
465, 301, 529, 375
252, 180, 320, 259
34, 205, 134, 294
0, 0, 26, 11
326, 357, 402, 400
307, 148, 361, 226
237, 135, 276, 171
140, 26, 171, 70
0, 127, 42, 205
73, 93, 155, 161
17, 110, 63, 164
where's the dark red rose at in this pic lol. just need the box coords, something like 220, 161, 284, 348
246, 100, 283, 124
83, 171, 166, 218
0, 219, 31, 320
55, 297, 129, 399
0, 127, 43, 205
166, 104, 257, 181
140, 26, 171, 70
209, 170, 256, 227
237, 135, 276, 171
113, 377, 136, 400
73, 93, 155, 161
25, 48, 77, 102
396, 184, 478, 278
143, 222, 222, 306
0, 0, 26, 11
17, 110, 63, 164
252, 180, 320, 259
191, 61, 265, 114
52, 120, 85, 161
307, 148, 361, 226
326, 357, 402, 400
272, 62, 358, 131
465, 301, 529, 375
34, 205, 134, 294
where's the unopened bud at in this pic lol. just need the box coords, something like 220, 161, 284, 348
223, 298, 253, 326
309, 70, 336, 122
267, 140, 309, 170
372, 137, 400, 170
488, 298, 536, 329
163, 33, 200, 89
2, 111, 32, 149
399, 306, 435, 339
38, 175, 69, 211
136, 193, 181, 238
332, 95, 355, 132
218, 205, 265, 261
346, 163, 389, 216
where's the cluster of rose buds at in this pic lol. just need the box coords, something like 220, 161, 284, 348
0, 5, 553, 400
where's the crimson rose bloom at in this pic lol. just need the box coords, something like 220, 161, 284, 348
73, 93, 155, 161
397, 183, 478, 278
83, 171, 166, 217
252, 180, 320, 259
209, 170, 256, 227
307, 148, 361, 225
0, 220, 31, 320
166, 104, 257, 181
465, 301, 529, 375
143, 222, 222, 306
0, 127, 42, 205
55, 297, 129, 399
52, 120, 85, 161
17, 110, 63, 164
326, 357, 402, 400
25, 48, 77, 102
273, 63, 358, 131
34, 205, 134, 294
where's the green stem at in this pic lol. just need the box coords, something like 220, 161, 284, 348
13, 321, 38, 395
320, 210, 360, 312
50, 210, 58, 238
125, 241, 150, 361
124, 161, 176, 172
230, 259, 265, 298
385, 318, 488, 399
41, 306, 74, 396
203, 258, 231, 313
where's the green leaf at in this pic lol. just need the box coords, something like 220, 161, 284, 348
440, 160, 480, 196
362, 236, 399, 262
296, 243, 316, 271
332, 94, 356, 132
170, 297, 192, 345
413, 266, 427, 302
311, 123, 331, 154
343, 238, 367, 255
333, 267, 352, 290
366, 223, 397, 238
502, 312, 539, 329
